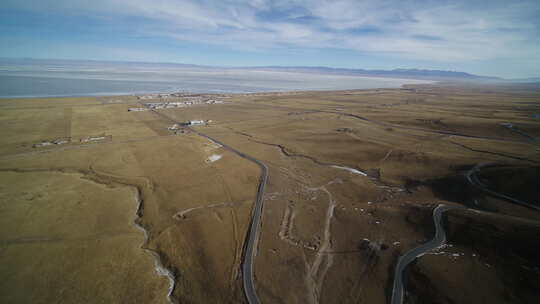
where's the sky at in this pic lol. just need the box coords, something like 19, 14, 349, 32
1, 0, 539, 78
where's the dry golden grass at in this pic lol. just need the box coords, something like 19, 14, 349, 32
1, 83, 539, 303
0, 170, 169, 304
0, 96, 259, 303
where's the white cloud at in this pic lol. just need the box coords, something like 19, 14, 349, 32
3, 0, 540, 64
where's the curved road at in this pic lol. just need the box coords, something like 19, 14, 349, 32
392, 163, 539, 304
391, 204, 464, 304
152, 106, 536, 304
466, 163, 540, 212
145, 107, 266, 304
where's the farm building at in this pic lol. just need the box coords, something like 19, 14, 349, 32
188, 120, 205, 125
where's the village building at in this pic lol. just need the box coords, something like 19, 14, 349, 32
53, 138, 69, 145
188, 120, 205, 126
33, 141, 53, 148
80, 135, 108, 143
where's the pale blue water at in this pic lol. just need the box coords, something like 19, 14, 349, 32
0, 75, 185, 98
0, 59, 431, 98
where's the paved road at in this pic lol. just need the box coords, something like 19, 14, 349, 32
390, 204, 464, 304
187, 127, 266, 304
466, 163, 540, 212
392, 163, 539, 304
144, 106, 266, 304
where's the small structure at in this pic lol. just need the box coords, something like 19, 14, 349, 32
53, 138, 70, 145
80, 135, 109, 143
33, 137, 70, 148
188, 120, 205, 126
168, 124, 180, 130
33, 141, 53, 148
128, 108, 148, 112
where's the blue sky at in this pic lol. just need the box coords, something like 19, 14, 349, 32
1, 0, 539, 78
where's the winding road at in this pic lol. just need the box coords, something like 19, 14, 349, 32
392, 163, 540, 304
466, 163, 540, 212
390, 204, 464, 304
148, 105, 537, 304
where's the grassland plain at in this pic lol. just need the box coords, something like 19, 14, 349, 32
0, 83, 539, 304
0, 96, 259, 303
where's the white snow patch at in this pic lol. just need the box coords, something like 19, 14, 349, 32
207, 138, 222, 148
330, 165, 367, 176
132, 191, 175, 303
207, 154, 222, 163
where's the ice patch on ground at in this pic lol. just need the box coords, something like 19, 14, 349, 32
330, 165, 367, 176
133, 191, 176, 303
207, 154, 222, 162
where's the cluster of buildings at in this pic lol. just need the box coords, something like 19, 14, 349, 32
137, 93, 192, 100
32, 135, 110, 148
33, 138, 70, 148
137, 93, 231, 100
143, 99, 224, 110
168, 120, 210, 129
166, 120, 210, 135
168, 120, 210, 130
130, 93, 227, 112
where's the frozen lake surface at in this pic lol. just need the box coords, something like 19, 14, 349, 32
0, 59, 432, 98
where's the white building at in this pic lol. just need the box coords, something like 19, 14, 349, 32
189, 120, 205, 125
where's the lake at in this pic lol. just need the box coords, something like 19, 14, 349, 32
0, 59, 432, 98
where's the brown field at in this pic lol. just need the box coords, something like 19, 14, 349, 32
1, 83, 539, 303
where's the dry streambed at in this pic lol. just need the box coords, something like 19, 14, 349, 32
0, 170, 172, 304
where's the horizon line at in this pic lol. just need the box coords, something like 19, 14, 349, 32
1, 56, 539, 80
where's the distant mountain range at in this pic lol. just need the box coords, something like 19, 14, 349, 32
2, 58, 539, 82
248, 66, 504, 81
